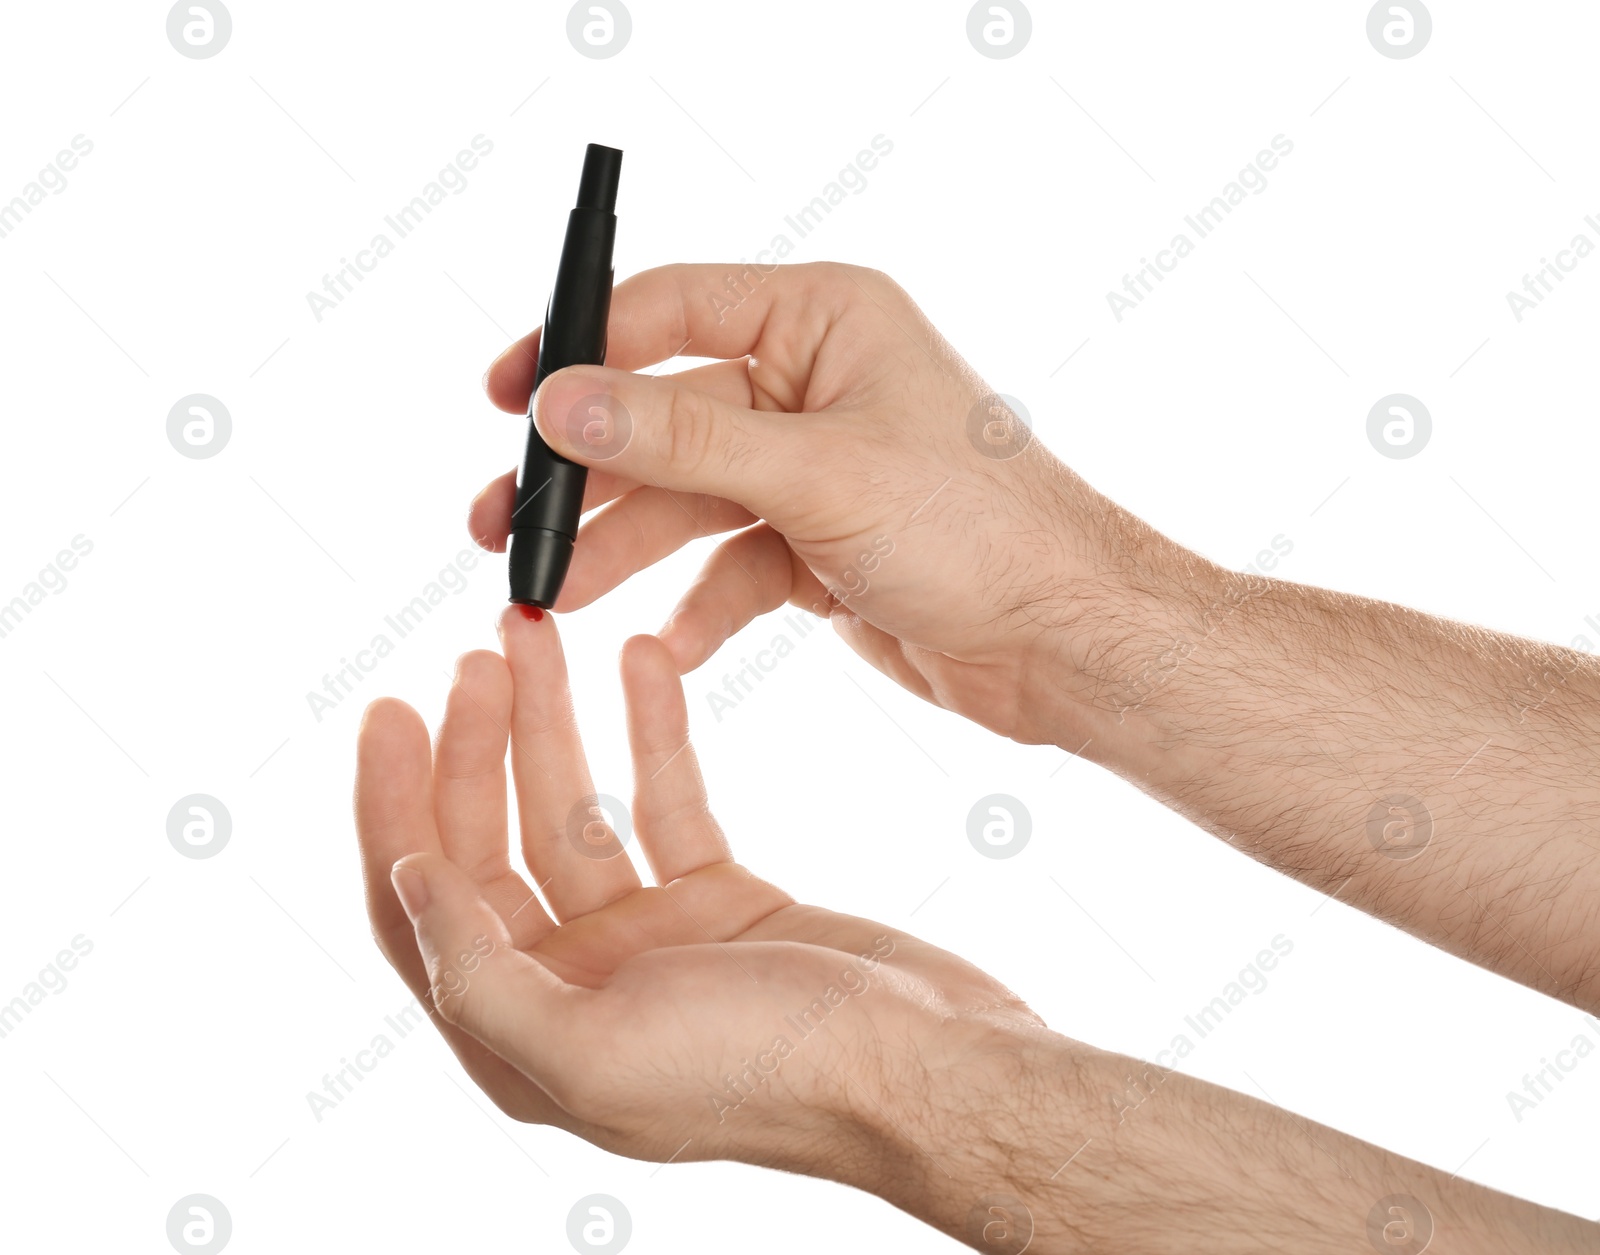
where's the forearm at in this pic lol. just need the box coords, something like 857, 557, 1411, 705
1044, 537, 1600, 1010
859, 1026, 1592, 1254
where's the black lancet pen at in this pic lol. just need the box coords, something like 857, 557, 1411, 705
507, 143, 622, 608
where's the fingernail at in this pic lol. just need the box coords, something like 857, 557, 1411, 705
391, 864, 429, 921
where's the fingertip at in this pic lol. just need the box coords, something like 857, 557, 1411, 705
467, 470, 516, 553
620, 633, 688, 718
497, 602, 533, 639
620, 632, 673, 677
390, 856, 431, 922
359, 695, 424, 742
451, 648, 511, 695
485, 332, 542, 413
355, 700, 431, 804
531, 363, 621, 454
496, 602, 560, 656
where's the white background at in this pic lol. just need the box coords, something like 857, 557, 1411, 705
2, 1, 1597, 1250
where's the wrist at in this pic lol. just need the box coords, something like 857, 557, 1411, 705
842, 1017, 1091, 1251
1013, 502, 1236, 759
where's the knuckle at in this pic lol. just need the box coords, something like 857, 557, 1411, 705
663, 384, 718, 470
428, 967, 476, 1029
845, 263, 902, 299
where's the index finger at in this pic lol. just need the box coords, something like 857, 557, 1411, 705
484, 262, 844, 413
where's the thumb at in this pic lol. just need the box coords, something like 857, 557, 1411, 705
533, 363, 802, 510
390, 853, 593, 1091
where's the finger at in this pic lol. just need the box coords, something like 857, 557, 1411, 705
657, 357, 760, 410
658, 523, 831, 673
534, 362, 813, 512
551, 361, 764, 610
434, 652, 556, 948
471, 356, 763, 558
468, 466, 636, 553
355, 697, 443, 965
498, 605, 642, 920
357, 700, 559, 1117
485, 262, 843, 412
557, 489, 757, 612
485, 327, 542, 414
620, 634, 731, 884
391, 852, 597, 1099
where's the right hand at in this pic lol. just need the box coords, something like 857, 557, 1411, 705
470, 262, 1185, 744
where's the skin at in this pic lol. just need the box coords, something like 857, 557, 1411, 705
355, 613, 1592, 1252
352, 262, 1600, 1248
471, 261, 1600, 1013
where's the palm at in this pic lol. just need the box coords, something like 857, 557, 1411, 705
356, 610, 1039, 1158
504, 876, 1036, 1160
356, 608, 1043, 1158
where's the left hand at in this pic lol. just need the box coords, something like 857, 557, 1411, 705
353, 606, 1047, 1175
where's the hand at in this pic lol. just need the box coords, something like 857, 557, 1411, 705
472, 264, 1600, 1017
353, 605, 1045, 1175
352, 610, 1598, 1253
469, 262, 1186, 744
